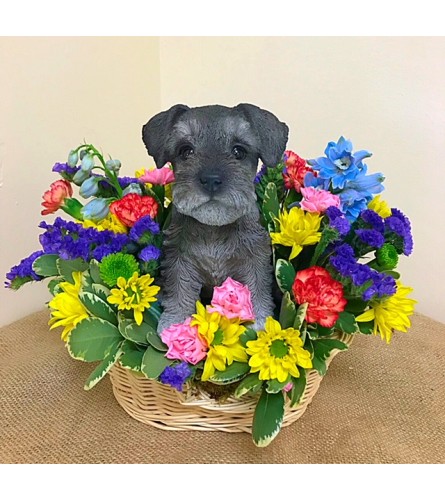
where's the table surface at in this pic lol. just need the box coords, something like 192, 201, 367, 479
1, 310, 444, 464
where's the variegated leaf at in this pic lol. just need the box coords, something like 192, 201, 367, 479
83, 341, 124, 390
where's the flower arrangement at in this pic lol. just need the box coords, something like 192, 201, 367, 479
5, 137, 416, 447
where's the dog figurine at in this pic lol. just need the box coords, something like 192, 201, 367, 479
142, 103, 289, 333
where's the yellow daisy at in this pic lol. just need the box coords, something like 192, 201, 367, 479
83, 213, 127, 234
48, 271, 89, 341
107, 272, 160, 325
356, 281, 416, 343
191, 302, 247, 381
246, 317, 312, 383
270, 207, 322, 260
368, 195, 392, 218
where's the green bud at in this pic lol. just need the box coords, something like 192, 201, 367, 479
106, 159, 121, 172
376, 243, 399, 270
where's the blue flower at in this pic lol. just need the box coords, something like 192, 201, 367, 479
346, 165, 385, 197
159, 363, 192, 392
81, 198, 109, 222
254, 164, 268, 184
79, 176, 100, 198
308, 136, 372, 190
122, 183, 142, 196
338, 189, 370, 222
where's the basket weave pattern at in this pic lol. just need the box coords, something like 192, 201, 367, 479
109, 332, 353, 433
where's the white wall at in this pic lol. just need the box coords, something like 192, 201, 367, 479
0, 37, 160, 326
159, 37, 445, 324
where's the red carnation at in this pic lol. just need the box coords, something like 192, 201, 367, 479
292, 266, 347, 328
41, 179, 73, 215
283, 150, 316, 192
110, 193, 158, 227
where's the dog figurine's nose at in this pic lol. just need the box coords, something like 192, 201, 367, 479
200, 173, 223, 194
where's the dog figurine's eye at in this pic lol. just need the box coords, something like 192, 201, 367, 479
232, 146, 247, 160
179, 145, 194, 160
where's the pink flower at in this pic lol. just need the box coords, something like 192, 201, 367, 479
300, 187, 341, 213
139, 164, 175, 185
209, 277, 255, 321
160, 317, 208, 365
41, 179, 73, 215
284, 382, 293, 392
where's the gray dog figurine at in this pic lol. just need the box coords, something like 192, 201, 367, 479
142, 103, 289, 333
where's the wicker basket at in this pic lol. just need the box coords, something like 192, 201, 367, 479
109, 332, 353, 433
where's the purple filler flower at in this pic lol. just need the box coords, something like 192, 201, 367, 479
139, 245, 162, 262
326, 206, 351, 236
159, 362, 192, 392
52, 162, 80, 176
5, 250, 44, 288
355, 229, 385, 249
129, 215, 160, 241
360, 209, 385, 233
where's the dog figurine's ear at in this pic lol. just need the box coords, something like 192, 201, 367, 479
234, 103, 289, 167
142, 104, 190, 167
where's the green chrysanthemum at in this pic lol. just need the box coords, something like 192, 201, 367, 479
99, 253, 139, 287
376, 243, 399, 270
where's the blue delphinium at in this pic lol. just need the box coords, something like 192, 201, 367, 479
159, 363, 192, 392
308, 136, 372, 190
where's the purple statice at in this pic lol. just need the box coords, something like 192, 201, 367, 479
38, 217, 131, 262
159, 362, 192, 392
350, 263, 374, 287
330, 244, 357, 277
129, 215, 160, 242
362, 272, 396, 301
254, 164, 268, 184
5, 250, 44, 288
118, 176, 140, 189
52, 162, 80, 177
326, 206, 351, 236
139, 245, 161, 262
360, 209, 385, 233
386, 208, 413, 256
355, 229, 385, 249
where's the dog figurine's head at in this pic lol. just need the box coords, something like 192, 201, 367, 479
142, 103, 288, 226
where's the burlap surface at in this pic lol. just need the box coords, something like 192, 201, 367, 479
0, 310, 444, 463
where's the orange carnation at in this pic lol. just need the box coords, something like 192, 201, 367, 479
109, 193, 158, 227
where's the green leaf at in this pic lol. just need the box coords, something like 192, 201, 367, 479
309, 226, 340, 266
81, 271, 95, 294
118, 315, 133, 336
32, 254, 59, 277
310, 324, 335, 338
312, 338, 349, 376
279, 292, 296, 329
91, 283, 111, 303
345, 297, 368, 314
144, 302, 162, 327
83, 341, 124, 390
48, 277, 64, 296
385, 270, 401, 280
79, 291, 117, 326
335, 311, 360, 334
68, 317, 123, 362
119, 340, 145, 372
141, 346, 172, 379
57, 258, 88, 283
240, 328, 257, 347
293, 302, 308, 331
252, 389, 285, 447
121, 322, 151, 346
89, 260, 106, 285
262, 182, 280, 226
357, 320, 374, 335
209, 362, 250, 385
289, 371, 307, 407
275, 259, 296, 294
266, 377, 290, 394
234, 373, 263, 398
146, 330, 168, 352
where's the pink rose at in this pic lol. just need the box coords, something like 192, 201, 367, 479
160, 317, 208, 365
300, 187, 341, 213
209, 277, 255, 321
139, 164, 175, 185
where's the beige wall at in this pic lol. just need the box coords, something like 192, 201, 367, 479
159, 37, 445, 324
0, 37, 160, 326
1, 37, 444, 326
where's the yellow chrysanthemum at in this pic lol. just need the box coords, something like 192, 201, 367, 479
107, 272, 160, 325
368, 195, 392, 218
356, 281, 416, 343
246, 317, 312, 383
48, 271, 89, 341
83, 213, 127, 234
270, 207, 322, 260
191, 302, 247, 381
